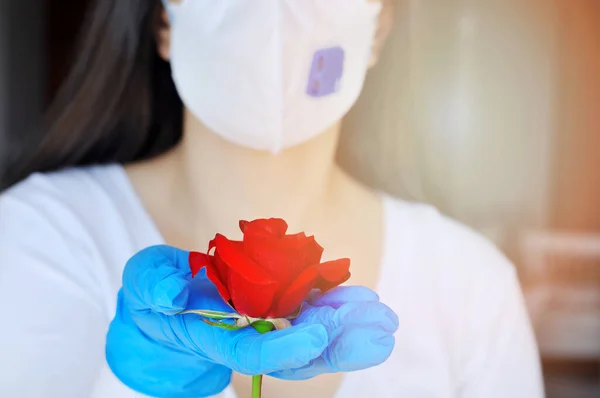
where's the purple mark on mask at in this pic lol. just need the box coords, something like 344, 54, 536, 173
306, 47, 345, 98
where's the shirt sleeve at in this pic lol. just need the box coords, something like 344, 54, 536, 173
0, 191, 108, 397
456, 243, 545, 398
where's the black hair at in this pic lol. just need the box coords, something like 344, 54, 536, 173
2, 0, 182, 189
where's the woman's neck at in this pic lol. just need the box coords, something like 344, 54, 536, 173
147, 110, 344, 240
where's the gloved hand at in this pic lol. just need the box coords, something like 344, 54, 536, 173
270, 286, 399, 380
106, 245, 398, 398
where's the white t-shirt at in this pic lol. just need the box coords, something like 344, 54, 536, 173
0, 165, 544, 398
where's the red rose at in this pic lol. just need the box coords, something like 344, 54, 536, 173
189, 218, 351, 319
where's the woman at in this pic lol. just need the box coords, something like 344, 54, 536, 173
0, 0, 544, 397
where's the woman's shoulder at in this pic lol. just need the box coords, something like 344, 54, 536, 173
1, 164, 140, 224
381, 194, 516, 282
2, 164, 129, 206
378, 195, 543, 397
0, 164, 147, 254
0, 164, 154, 301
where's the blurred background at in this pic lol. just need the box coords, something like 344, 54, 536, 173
0, 0, 599, 396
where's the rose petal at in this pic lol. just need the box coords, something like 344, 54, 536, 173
278, 233, 310, 252
214, 234, 279, 318
210, 241, 233, 283
270, 258, 351, 318
303, 236, 324, 266
241, 237, 305, 285
228, 270, 279, 318
189, 251, 210, 278
313, 258, 351, 292
189, 252, 232, 303
206, 253, 232, 303
208, 237, 242, 299
212, 234, 275, 284
242, 218, 288, 238
240, 233, 324, 287
270, 267, 319, 318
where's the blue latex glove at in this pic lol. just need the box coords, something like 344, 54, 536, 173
270, 286, 399, 380
106, 245, 398, 398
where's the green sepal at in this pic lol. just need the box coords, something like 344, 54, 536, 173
252, 320, 275, 334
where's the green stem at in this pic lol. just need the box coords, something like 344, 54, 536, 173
251, 321, 275, 398
252, 375, 263, 398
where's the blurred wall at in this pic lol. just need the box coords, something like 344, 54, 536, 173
342, 0, 558, 246
409, 0, 556, 232
551, 0, 600, 232
340, 0, 422, 202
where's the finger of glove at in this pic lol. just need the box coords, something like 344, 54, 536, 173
130, 299, 328, 376
269, 357, 329, 381
309, 286, 380, 309
284, 302, 397, 376
323, 324, 396, 372
295, 301, 399, 335
184, 277, 235, 313
107, 292, 232, 397
122, 245, 192, 315
204, 323, 329, 375
270, 325, 396, 380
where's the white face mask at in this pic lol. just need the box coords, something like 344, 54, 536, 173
163, 0, 382, 153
